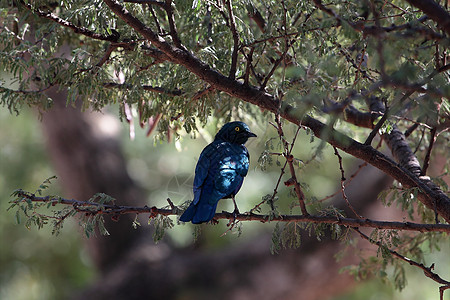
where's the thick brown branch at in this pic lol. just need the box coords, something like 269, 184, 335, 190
13, 192, 450, 233
384, 126, 422, 177
339, 100, 449, 223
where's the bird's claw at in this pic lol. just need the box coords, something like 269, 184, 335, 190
209, 218, 219, 225
226, 209, 240, 227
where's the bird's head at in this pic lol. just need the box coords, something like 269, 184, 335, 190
214, 121, 257, 144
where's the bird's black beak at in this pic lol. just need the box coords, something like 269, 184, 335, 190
247, 131, 257, 138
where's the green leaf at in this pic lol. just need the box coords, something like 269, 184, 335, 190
149, 215, 174, 243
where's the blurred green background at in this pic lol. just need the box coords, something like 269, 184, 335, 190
0, 108, 448, 300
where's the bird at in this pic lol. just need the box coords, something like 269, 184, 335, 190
180, 121, 257, 224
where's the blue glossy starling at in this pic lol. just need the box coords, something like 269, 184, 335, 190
180, 121, 257, 224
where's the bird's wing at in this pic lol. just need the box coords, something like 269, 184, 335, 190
232, 146, 250, 194
240, 147, 250, 176
192, 143, 214, 205
212, 144, 250, 197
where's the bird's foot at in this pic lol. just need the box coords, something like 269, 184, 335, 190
209, 218, 219, 225
226, 208, 240, 228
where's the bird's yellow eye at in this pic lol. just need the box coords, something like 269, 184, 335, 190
235, 126, 240, 132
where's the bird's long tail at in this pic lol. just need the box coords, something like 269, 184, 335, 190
180, 201, 218, 224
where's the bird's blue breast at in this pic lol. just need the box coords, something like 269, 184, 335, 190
195, 141, 249, 205
180, 121, 255, 224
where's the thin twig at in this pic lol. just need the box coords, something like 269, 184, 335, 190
95, 44, 118, 67
250, 160, 287, 213
146, 113, 162, 137
421, 127, 437, 176
164, 0, 182, 48
275, 115, 309, 215
224, 0, 239, 79
103, 82, 182, 95
318, 137, 383, 203
333, 147, 362, 218
243, 47, 254, 85
404, 123, 420, 138
169, 86, 215, 122
393, 115, 432, 130
353, 46, 367, 85
124, 0, 166, 8
312, 0, 444, 38
317, 161, 369, 203
20, 0, 119, 42
149, 4, 164, 34
365, 103, 389, 145
260, 39, 296, 90
332, 39, 375, 83
0, 85, 54, 95
413, 127, 427, 154
353, 228, 450, 289
75, 43, 122, 75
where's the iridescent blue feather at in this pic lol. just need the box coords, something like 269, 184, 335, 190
180, 122, 256, 224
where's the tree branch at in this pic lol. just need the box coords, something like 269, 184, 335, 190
333, 147, 361, 218
364, 103, 388, 146
260, 39, 295, 90
123, 0, 166, 7
163, 0, 183, 48
103, 82, 182, 95
335, 98, 450, 224
421, 127, 437, 176
20, 0, 119, 42
224, 0, 239, 80
353, 228, 450, 296
312, 0, 449, 37
12, 191, 450, 233
404, 0, 450, 35
274, 115, 309, 215
289, 112, 450, 223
